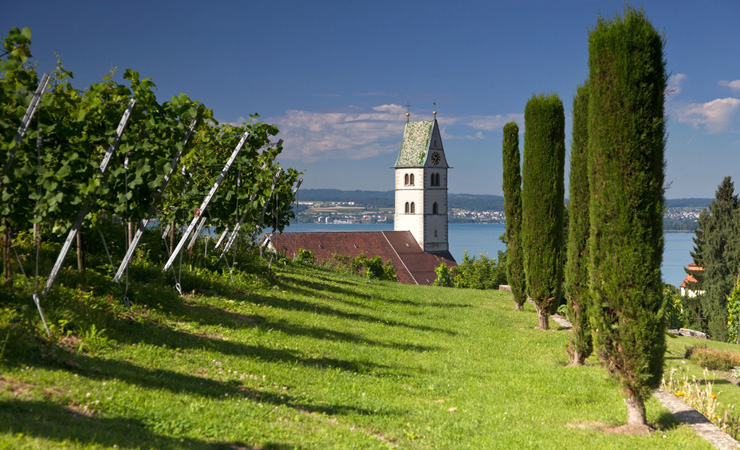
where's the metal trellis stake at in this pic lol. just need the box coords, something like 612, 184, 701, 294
219, 168, 283, 261
162, 131, 250, 273
42, 99, 136, 296
113, 119, 198, 283
3, 73, 51, 174
187, 216, 207, 251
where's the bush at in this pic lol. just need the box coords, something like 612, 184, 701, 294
294, 248, 317, 264
664, 283, 686, 330
451, 250, 507, 290
686, 346, 740, 371
433, 263, 454, 287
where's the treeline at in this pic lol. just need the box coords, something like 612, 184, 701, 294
493, 8, 665, 427
296, 190, 707, 213
296, 189, 506, 211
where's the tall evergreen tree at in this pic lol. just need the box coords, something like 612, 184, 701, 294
702, 176, 739, 341
587, 7, 666, 427
522, 94, 565, 330
502, 122, 527, 310
565, 83, 592, 365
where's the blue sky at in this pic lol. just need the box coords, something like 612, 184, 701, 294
5, 0, 740, 198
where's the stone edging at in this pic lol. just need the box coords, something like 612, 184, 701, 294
654, 389, 740, 449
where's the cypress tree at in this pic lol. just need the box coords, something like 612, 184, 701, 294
502, 122, 527, 310
565, 83, 592, 365
588, 7, 666, 427
522, 94, 565, 330
702, 176, 739, 341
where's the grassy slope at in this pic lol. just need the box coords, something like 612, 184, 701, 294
0, 262, 717, 449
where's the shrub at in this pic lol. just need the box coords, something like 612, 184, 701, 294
433, 262, 454, 287
294, 248, 316, 264
664, 283, 686, 330
686, 346, 740, 371
452, 250, 507, 290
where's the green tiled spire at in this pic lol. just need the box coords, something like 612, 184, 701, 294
394, 120, 434, 168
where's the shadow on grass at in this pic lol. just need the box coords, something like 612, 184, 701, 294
242, 292, 457, 336
180, 302, 440, 352
654, 411, 682, 430
106, 320, 401, 375
0, 398, 270, 449
8, 344, 390, 419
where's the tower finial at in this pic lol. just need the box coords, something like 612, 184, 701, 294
405, 102, 411, 122
433, 99, 437, 119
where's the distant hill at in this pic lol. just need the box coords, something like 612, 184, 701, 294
665, 198, 711, 209
295, 189, 504, 211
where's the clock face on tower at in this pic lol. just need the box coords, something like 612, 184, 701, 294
431, 151, 441, 165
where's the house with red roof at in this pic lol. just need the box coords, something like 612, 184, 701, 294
680, 263, 705, 298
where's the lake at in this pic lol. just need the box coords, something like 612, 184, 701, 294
283, 222, 694, 288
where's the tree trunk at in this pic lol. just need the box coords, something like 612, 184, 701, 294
127, 221, 133, 247
538, 312, 549, 330
568, 348, 584, 366
2, 221, 11, 284
76, 231, 85, 273
625, 392, 647, 426
514, 302, 522, 311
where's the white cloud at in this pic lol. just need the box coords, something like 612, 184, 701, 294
719, 80, 740, 92
667, 73, 687, 95
675, 97, 740, 133
264, 105, 522, 163
465, 114, 523, 132
268, 104, 407, 162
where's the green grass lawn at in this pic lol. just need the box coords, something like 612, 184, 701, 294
0, 260, 725, 449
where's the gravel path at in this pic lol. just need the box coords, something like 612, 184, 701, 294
653, 389, 740, 449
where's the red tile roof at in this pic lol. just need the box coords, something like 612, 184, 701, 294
680, 273, 698, 288
264, 231, 456, 285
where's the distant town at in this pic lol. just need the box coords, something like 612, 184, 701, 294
293, 189, 707, 230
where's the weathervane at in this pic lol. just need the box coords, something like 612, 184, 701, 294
405, 102, 411, 122
433, 100, 437, 119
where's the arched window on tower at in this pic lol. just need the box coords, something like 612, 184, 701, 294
405, 202, 410, 214
410, 202, 415, 214
436, 173, 441, 186
404, 174, 409, 186
410, 174, 415, 186
433, 202, 438, 214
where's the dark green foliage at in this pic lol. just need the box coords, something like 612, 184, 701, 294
452, 250, 507, 290
522, 94, 565, 329
587, 7, 666, 420
359, 255, 397, 281
565, 83, 592, 364
433, 262, 454, 287
702, 177, 739, 341
502, 122, 527, 309
727, 276, 740, 343
663, 284, 686, 330
333, 253, 397, 282
294, 248, 317, 264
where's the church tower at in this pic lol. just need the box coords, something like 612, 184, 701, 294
394, 114, 450, 253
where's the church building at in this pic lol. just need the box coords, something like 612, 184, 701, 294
264, 115, 456, 284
